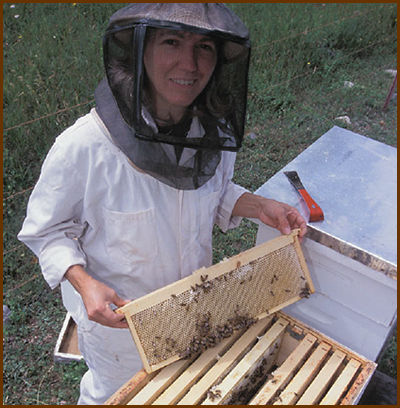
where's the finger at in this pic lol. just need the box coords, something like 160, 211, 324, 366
292, 212, 307, 238
111, 292, 131, 308
277, 215, 291, 235
299, 220, 307, 239
113, 297, 131, 308
281, 210, 301, 237
110, 312, 129, 329
287, 211, 307, 238
111, 316, 129, 329
100, 306, 129, 328
287, 209, 303, 225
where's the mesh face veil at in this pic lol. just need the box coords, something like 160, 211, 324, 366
95, 3, 251, 190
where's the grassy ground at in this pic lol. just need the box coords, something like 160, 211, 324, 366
3, 3, 397, 405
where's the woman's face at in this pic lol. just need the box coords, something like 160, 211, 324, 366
143, 28, 218, 123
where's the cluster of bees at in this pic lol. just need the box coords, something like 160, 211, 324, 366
148, 267, 311, 364
189, 274, 214, 301
228, 357, 279, 404
299, 282, 311, 299
251, 358, 270, 384
172, 274, 214, 312
207, 388, 222, 402
179, 308, 257, 359
229, 360, 268, 404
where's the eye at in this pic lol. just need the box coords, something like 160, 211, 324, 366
163, 38, 179, 46
198, 42, 216, 53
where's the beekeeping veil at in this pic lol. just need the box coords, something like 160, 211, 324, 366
95, 3, 250, 189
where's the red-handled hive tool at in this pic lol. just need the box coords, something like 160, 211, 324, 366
284, 171, 324, 222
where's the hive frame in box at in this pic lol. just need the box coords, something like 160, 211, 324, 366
117, 229, 314, 373
105, 311, 376, 405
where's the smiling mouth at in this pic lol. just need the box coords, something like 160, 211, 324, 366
171, 79, 196, 86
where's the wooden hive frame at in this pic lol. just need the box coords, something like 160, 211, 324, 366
106, 311, 376, 405
117, 230, 314, 373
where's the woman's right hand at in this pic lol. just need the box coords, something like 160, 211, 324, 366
65, 264, 130, 328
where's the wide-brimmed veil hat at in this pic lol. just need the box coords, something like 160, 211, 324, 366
95, 3, 251, 189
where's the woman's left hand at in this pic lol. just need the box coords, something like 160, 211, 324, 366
232, 192, 307, 240
257, 197, 307, 240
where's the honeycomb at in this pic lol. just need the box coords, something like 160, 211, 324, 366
119, 230, 312, 372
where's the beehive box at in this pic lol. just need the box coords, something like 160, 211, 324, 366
106, 311, 376, 405
253, 127, 397, 361
54, 312, 83, 363
108, 230, 376, 405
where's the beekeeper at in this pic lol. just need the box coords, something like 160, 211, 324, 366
18, 3, 307, 404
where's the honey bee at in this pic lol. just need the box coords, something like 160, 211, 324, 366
165, 337, 176, 347
299, 284, 311, 298
207, 389, 222, 401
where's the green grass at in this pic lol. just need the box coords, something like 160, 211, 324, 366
3, 3, 397, 405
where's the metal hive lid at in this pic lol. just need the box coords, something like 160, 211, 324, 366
255, 126, 397, 279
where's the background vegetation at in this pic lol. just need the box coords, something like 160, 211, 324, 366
3, 3, 397, 405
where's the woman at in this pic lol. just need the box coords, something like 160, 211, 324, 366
18, 4, 306, 404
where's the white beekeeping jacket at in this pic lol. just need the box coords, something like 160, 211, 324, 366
18, 108, 248, 329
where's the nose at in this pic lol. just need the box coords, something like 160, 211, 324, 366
179, 46, 197, 72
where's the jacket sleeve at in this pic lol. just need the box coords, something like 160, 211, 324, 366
215, 151, 249, 232
18, 138, 88, 290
